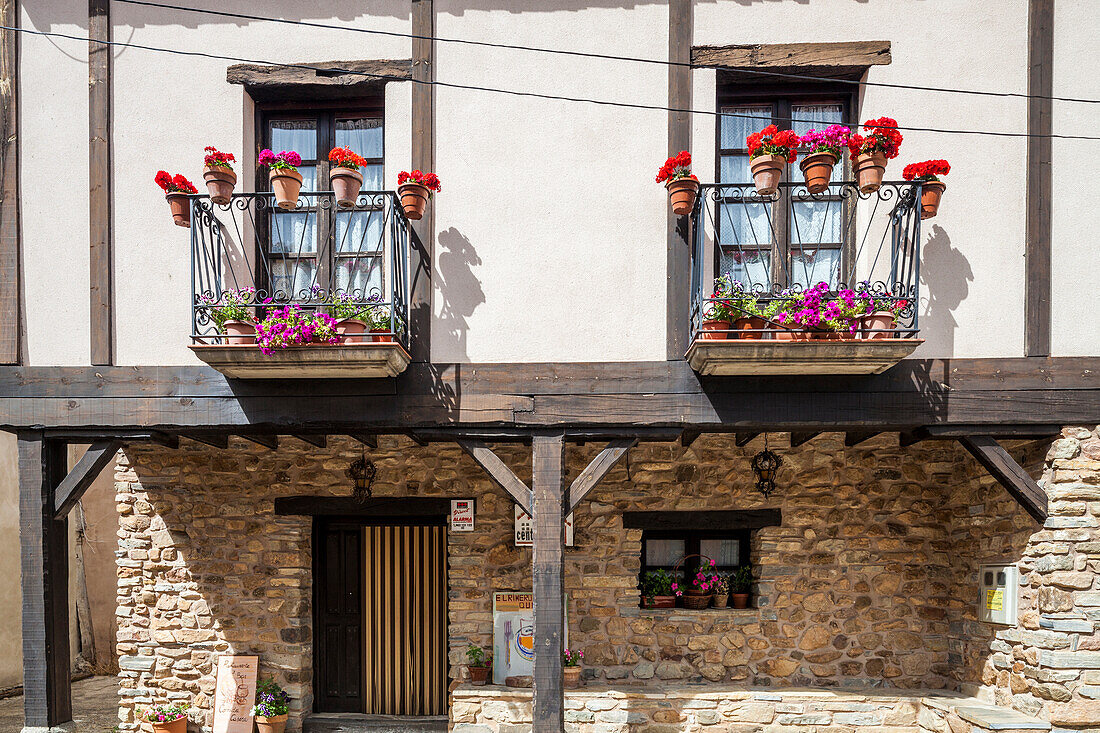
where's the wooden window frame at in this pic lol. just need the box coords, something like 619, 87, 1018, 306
640, 528, 752, 587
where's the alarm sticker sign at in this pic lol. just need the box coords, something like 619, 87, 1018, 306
451, 499, 475, 532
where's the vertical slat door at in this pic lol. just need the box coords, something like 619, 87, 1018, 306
316, 524, 364, 713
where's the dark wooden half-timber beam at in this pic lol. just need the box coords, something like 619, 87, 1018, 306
89, 0, 113, 366
900, 424, 1062, 446
789, 431, 821, 448
0, 0, 20, 364
567, 439, 636, 513
293, 434, 327, 449
959, 435, 1048, 523
408, 0, 434, 362
183, 433, 228, 449
680, 430, 701, 447
531, 433, 565, 733
735, 432, 760, 447
845, 431, 881, 447
348, 433, 378, 449
239, 434, 278, 450
53, 438, 122, 519
226, 58, 411, 101
1025, 0, 1053, 357
458, 439, 533, 515
666, 0, 692, 359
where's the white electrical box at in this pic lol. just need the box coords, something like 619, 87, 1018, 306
979, 564, 1019, 625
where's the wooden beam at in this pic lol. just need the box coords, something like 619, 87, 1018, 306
405, 431, 429, 447
0, 0, 21, 364
692, 40, 891, 73
845, 431, 880, 447
408, 0, 434, 363
238, 434, 278, 450
735, 432, 760, 447
226, 58, 411, 101
789, 431, 820, 448
89, 0, 113, 365
531, 433, 565, 733
275, 496, 450, 518
624, 508, 781, 531
958, 435, 1048, 523
1025, 0, 1053, 357
917, 424, 1062, 440
458, 439, 532, 515
680, 429, 701, 447
347, 433, 378, 449
292, 434, 326, 449
666, 0, 692, 360
18, 433, 72, 728
567, 438, 636, 513
53, 439, 122, 519
898, 431, 923, 447
182, 433, 228, 449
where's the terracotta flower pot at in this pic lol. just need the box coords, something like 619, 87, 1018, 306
642, 595, 676, 609
370, 328, 394, 343
814, 330, 843, 341
665, 177, 700, 216
330, 167, 364, 209
165, 193, 191, 228
734, 316, 767, 340
730, 593, 750, 610
337, 318, 368, 344
203, 165, 236, 205
563, 666, 582, 689
700, 319, 730, 340
255, 713, 288, 733
469, 665, 491, 686
270, 168, 304, 210
150, 718, 186, 733
855, 152, 888, 193
799, 151, 838, 194
750, 154, 786, 196
920, 181, 946, 219
398, 182, 430, 220
773, 324, 811, 341
222, 320, 255, 345
861, 311, 897, 339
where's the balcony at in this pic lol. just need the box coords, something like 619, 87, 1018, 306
187, 190, 411, 379
686, 180, 925, 375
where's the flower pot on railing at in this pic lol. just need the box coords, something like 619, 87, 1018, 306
861, 311, 897, 339
370, 328, 394, 343
165, 193, 191, 228
920, 181, 946, 219
665, 177, 699, 215
700, 319, 730, 340
222, 320, 255, 345
337, 318, 368, 344
270, 168, 304, 210
854, 152, 888, 193
331, 167, 364, 209
203, 165, 237, 205
398, 182, 430, 220
799, 151, 838, 195
734, 316, 766, 340
255, 713, 289, 733
750, 154, 785, 196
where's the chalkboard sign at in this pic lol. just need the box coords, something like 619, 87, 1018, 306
213, 655, 258, 733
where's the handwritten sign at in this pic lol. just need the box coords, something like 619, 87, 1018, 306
492, 592, 568, 685
514, 505, 574, 547
213, 655, 257, 733
451, 499, 475, 531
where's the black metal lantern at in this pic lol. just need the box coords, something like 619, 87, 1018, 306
751, 434, 782, 498
347, 454, 377, 503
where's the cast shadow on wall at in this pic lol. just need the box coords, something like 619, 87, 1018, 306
920, 224, 972, 358
435, 227, 485, 364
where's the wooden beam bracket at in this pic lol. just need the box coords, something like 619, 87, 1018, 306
53, 439, 122, 518
567, 439, 636, 514
958, 435, 1048, 523
458, 439, 533, 515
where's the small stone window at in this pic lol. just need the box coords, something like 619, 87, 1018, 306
641, 530, 751, 583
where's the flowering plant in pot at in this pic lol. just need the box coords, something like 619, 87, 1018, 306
141, 702, 188, 733
903, 159, 950, 219
200, 287, 256, 344
674, 555, 720, 609
729, 565, 753, 609
467, 644, 492, 685
712, 574, 731, 608
328, 147, 368, 208
856, 282, 908, 339
365, 297, 396, 342
259, 149, 304, 210
640, 568, 678, 608
718, 275, 767, 339
774, 282, 865, 339
656, 150, 699, 215
252, 678, 291, 733
847, 117, 902, 193
397, 169, 441, 221
203, 146, 237, 205
563, 648, 584, 689
155, 171, 197, 228
746, 125, 799, 196
798, 125, 850, 194
255, 305, 339, 354
327, 291, 372, 343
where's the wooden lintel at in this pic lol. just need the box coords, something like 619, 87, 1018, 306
239, 434, 278, 450
692, 40, 891, 71
183, 433, 229, 449
348, 433, 378, 449
567, 439, 636, 514
789, 431, 821, 448
293, 434, 327, 449
735, 432, 760, 448
226, 58, 412, 101
53, 439, 122, 518
624, 509, 782, 531
458, 439, 533, 515
275, 495, 450, 518
845, 431, 880, 447
958, 436, 1048, 523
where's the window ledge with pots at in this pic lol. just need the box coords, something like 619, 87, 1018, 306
189, 340, 411, 379
686, 337, 923, 376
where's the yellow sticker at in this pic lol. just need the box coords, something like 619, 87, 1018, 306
986, 588, 1004, 611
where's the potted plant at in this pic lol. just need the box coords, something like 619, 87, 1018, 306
640, 568, 677, 608
155, 171, 197, 228
252, 678, 290, 733
699, 275, 735, 340
141, 703, 188, 733
746, 125, 799, 196
328, 291, 371, 343
255, 305, 339, 354
259, 149, 304, 210
675, 555, 720, 609
365, 299, 395, 342
329, 147, 368, 208
774, 282, 867, 340
903, 159, 950, 219
656, 150, 699, 215
563, 648, 584, 689
798, 125, 849, 194
729, 565, 753, 609
467, 644, 491, 685
722, 276, 767, 339
857, 283, 908, 339
397, 169, 441, 221
847, 117, 903, 193
200, 287, 256, 344
712, 574, 730, 608
202, 146, 237, 205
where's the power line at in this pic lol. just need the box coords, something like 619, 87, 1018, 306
114, 0, 1100, 106
9, 23, 1100, 141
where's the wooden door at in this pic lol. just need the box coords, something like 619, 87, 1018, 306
314, 522, 363, 713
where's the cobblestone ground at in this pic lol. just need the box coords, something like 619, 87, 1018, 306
0, 676, 119, 733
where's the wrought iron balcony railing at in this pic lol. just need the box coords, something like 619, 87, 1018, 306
689, 180, 924, 340
189, 191, 411, 351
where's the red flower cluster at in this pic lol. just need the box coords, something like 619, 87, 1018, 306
329, 147, 369, 170
746, 125, 799, 163
902, 159, 951, 181
655, 150, 696, 184
848, 117, 903, 160
203, 146, 235, 169
154, 170, 197, 194
398, 169, 441, 192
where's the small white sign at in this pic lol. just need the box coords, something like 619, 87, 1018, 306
213, 655, 257, 733
451, 499, 475, 531
514, 505, 574, 547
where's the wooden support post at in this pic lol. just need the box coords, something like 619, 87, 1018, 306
0, 0, 21, 364
958, 435, 1049, 523
665, 0, 692, 359
531, 433, 565, 733
409, 0, 434, 362
89, 0, 113, 365
1025, 0, 1053, 357
18, 433, 72, 729
53, 438, 122, 519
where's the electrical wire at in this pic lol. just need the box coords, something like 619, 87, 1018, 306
113, 0, 1100, 106
8, 23, 1100, 141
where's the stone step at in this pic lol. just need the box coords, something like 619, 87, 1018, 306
304, 713, 449, 733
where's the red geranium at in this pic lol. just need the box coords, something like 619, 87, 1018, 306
746, 125, 800, 163
203, 147, 236, 169
329, 147, 369, 170
398, 170, 441, 192
656, 150, 696, 184
902, 159, 951, 181
154, 171, 197, 194
848, 117, 903, 160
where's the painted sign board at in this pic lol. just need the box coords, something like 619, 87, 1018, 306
451, 499, 475, 531
213, 655, 258, 733
491, 591, 568, 685
514, 505, 574, 547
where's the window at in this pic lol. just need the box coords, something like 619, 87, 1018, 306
641, 530, 750, 585
260, 104, 385, 300
716, 85, 854, 290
